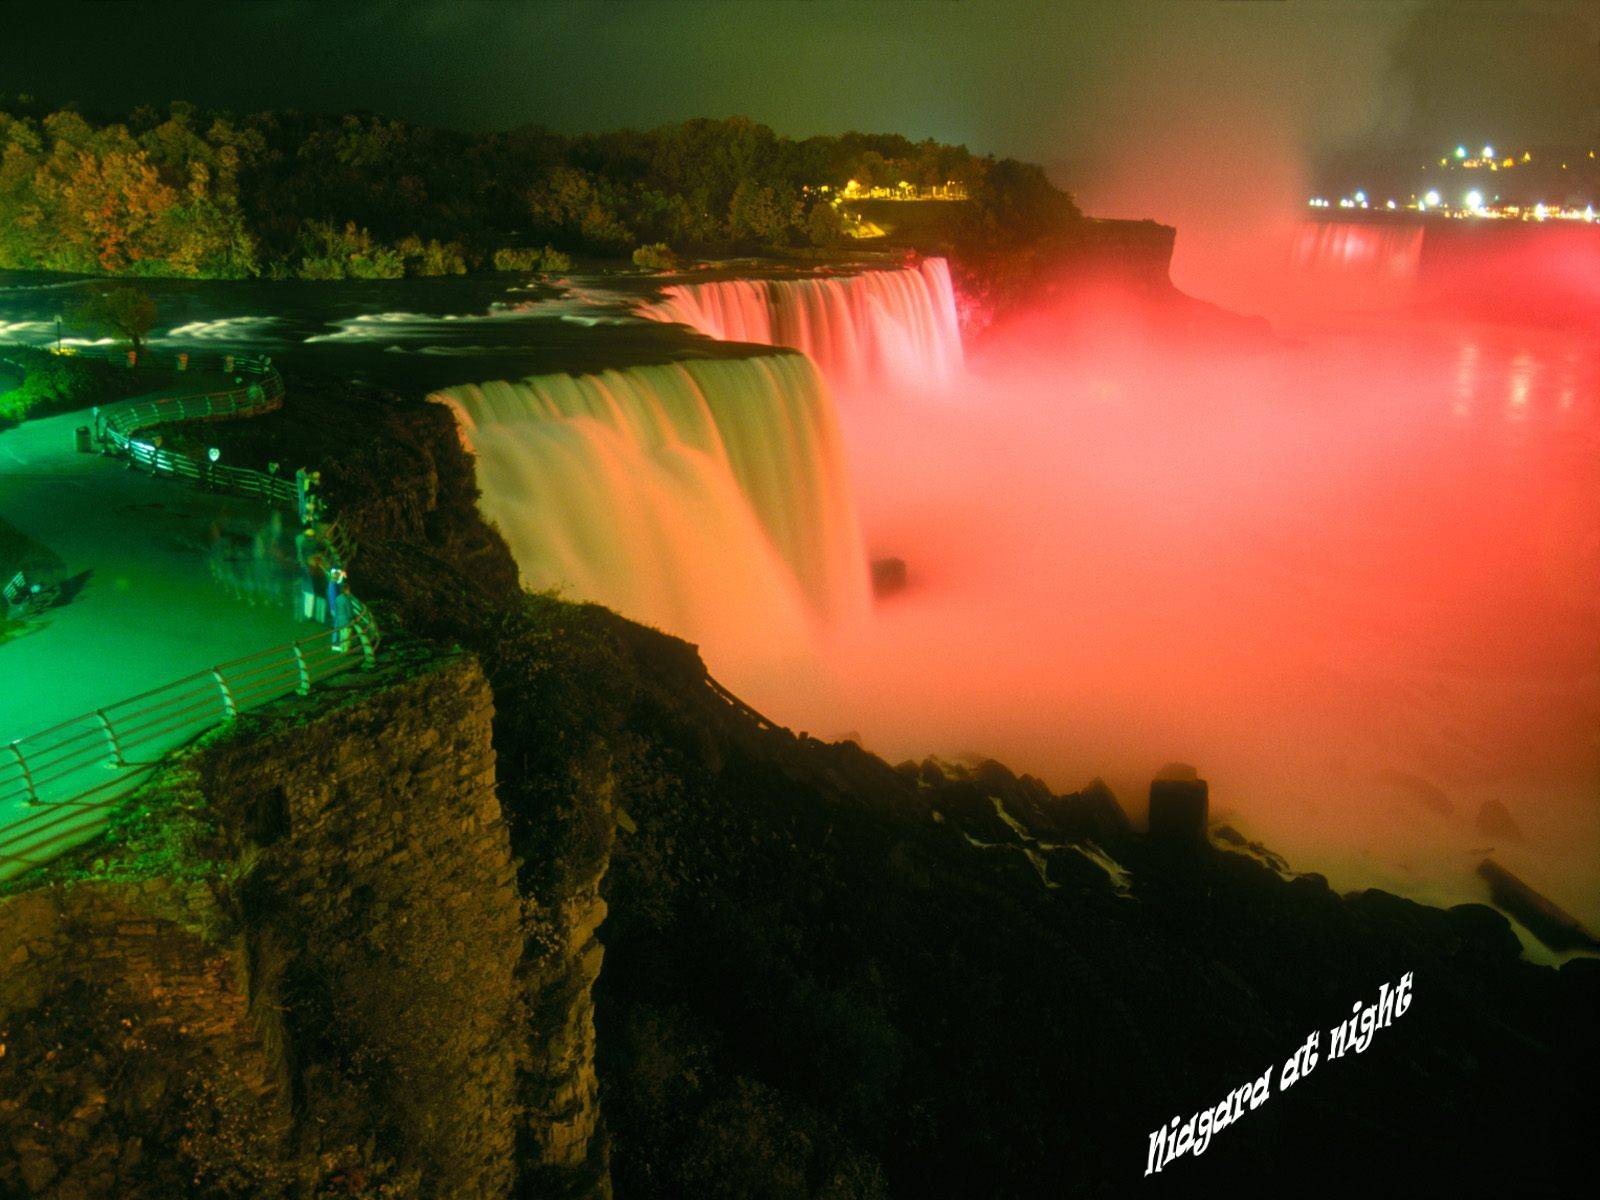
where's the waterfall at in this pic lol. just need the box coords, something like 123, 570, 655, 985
638, 258, 964, 394
436, 353, 870, 661
1290, 222, 1426, 283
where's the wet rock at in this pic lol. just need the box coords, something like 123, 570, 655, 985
1373, 768, 1453, 816
1074, 778, 1132, 841
1475, 799, 1524, 843
1477, 859, 1600, 953
870, 556, 908, 597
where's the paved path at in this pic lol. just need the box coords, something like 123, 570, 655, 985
0, 406, 311, 742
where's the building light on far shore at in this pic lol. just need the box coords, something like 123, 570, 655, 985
1455, 146, 1467, 159
1423, 190, 1441, 208
1465, 190, 1484, 212
1482, 145, 1494, 159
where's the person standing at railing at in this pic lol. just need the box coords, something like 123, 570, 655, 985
296, 530, 328, 623
328, 568, 352, 653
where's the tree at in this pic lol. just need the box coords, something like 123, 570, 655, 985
805, 200, 845, 248
66, 285, 158, 356
727, 180, 790, 247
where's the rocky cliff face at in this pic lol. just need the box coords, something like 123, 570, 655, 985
0, 651, 539, 1199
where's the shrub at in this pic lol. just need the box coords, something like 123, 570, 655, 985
538, 245, 573, 273
397, 234, 468, 276
631, 242, 679, 271
295, 221, 404, 280
0, 346, 128, 424
493, 245, 573, 273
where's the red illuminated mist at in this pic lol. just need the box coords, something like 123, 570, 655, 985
717, 241, 1600, 950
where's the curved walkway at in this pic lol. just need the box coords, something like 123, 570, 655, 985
0, 363, 366, 880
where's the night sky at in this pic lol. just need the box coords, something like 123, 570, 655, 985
11, 1, 1599, 210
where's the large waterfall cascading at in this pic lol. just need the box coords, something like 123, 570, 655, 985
638, 258, 964, 393
1290, 222, 1426, 282
437, 353, 870, 660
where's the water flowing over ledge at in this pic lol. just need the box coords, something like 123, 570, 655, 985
435, 353, 870, 662
637, 258, 964, 394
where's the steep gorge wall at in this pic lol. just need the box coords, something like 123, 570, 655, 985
0, 650, 601, 1200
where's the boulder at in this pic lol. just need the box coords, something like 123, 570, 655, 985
1475, 799, 1524, 843
1148, 772, 1209, 846
870, 556, 908, 598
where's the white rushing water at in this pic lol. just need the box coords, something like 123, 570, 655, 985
437, 353, 871, 670
639, 258, 964, 395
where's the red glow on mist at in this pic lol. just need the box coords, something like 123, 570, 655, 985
726, 260, 1600, 935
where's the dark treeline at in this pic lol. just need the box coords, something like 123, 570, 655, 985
0, 97, 1080, 279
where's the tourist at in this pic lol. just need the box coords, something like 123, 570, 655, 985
294, 526, 322, 620
327, 568, 352, 652
305, 551, 329, 624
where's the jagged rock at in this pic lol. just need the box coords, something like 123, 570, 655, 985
1074, 778, 1132, 841
931, 781, 1020, 844
1475, 799, 1524, 843
1477, 859, 1600, 953
1373, 768, 1453, 816
1445, 903, 1523, 962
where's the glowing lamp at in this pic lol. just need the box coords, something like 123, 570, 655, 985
1482, 145, 1494, 159
1386, 199, 1396, 210
1354, 190, 1366, 204
1465, 190, 1483, 211
1423, 190, 1440, 208
1454, 145, 1467, 159
208, 446, 221, 463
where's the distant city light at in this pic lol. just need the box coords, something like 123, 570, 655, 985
1385, 199, 1396, 210
1482, 145, 1494, 159
1465, 190, 1484, 211
1423, 190, 1441, 208
1534, 203, 1547, 220
1454, 146, 1467, 159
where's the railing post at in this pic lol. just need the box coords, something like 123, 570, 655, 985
7, 742, 39, 807
293, 643, 312, 695
354, 615, 376, 669
95, 709, 126, 767
213, 667, 237, 719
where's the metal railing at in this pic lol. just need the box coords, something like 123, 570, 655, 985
0, 600, 379, 883
97, 354, 296, 508
0, 350, 383, 883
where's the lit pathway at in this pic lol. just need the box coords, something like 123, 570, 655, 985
0, 404, 311, 786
